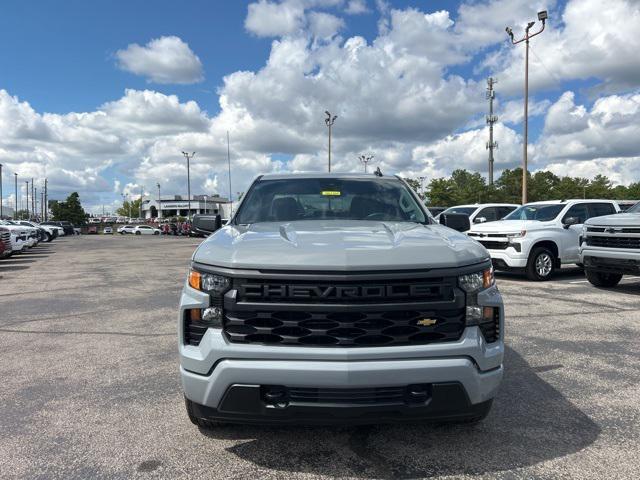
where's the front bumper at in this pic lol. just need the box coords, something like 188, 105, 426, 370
488, 249, 528, 269
581, 247, 640, 275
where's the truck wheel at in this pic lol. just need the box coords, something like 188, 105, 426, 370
135, 231, 141, 235
585, 270, 622, 288
526, 247, 556, 281
44, 232, 53, 242
184, 397, 218, 430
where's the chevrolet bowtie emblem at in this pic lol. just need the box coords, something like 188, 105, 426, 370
417, 318, 437, 326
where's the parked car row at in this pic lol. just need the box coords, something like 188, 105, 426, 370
0, 219, 67, 259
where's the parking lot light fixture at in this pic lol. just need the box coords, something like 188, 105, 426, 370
157, 183, 161, 219
506, 10, 548, 205
182, 151, 196, 220
325, 111, 337, 172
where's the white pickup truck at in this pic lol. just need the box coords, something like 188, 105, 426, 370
467, 200, 620, 280
580, 201, 640, 287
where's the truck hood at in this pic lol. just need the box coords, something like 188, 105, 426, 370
193, 220, 489, 271
469, 219, 552, 234
585, 212, 639, 227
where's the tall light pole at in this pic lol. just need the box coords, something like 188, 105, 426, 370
486, 77, 498, 186
506, 10, 547, 204
14, 173, 18, 220
182, 151, 196, 220
31, 177, 35, 216
43, 178, 48, 221
157, 182, 161, 219
325, 111, 337, 172
358, 154, 374, 173
140, 185, 144, 219
25, 180, 29, 220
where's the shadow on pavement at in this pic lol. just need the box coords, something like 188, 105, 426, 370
204, 347, 600, 478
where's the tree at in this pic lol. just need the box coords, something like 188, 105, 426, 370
585, 174, 614, 199
425, 177, 456, 206
117, 198, 142, 217
529, 171, 560, 202
50, 192, 87, 224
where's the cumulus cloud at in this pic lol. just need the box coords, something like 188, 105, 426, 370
115, 36, 204, 84
245, 0, 306, 37
345, 0, 369, 15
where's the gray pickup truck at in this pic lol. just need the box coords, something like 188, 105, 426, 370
580, 201, 640, 287
179, 173, 504, 427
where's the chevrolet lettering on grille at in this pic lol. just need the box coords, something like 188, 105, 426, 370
239, 283, 439, 300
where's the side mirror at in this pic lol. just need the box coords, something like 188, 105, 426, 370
474, 216, 487, 224
192, 214, 222, 234
563, 216, 580, 229
440, 213, 471, 233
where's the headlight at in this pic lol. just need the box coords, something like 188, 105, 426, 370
506, 230, 526, 241
458, 267, 494, 293
188, 269, 230, 293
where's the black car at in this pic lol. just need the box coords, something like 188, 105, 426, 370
42, 221, 75, 236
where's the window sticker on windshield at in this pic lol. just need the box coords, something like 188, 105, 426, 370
321, 191, 341, 196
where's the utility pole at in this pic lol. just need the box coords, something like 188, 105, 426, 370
44, 178, 48, 221
34, 186, 37, 220
25, 180, 29, 220
325, 111, 337, 172
140, 185, 144, 219
358, 154, 374, 173
486, 77, 498, 186
14, 173, 18, 220
506, 10, 547, 204
0, 163, 3, 219
227, 131, 233, 216
31, 178, 35, 216
157, 183, 161, 219
182, 151, 196, 220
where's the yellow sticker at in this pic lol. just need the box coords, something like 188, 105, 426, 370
321, 191, 341, 196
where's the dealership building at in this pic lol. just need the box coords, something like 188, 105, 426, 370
141, 195, 231, 220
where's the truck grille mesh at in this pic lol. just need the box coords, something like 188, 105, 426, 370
587, 236, 640, 249
224, 307, 465, 347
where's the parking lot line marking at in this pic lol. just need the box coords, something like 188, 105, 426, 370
569, 280, 590, 284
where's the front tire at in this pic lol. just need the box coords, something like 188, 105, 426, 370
135, 231, 141, 235
526, 247, 556, 281
44, 232, 53, 242
585, 270, 622, 288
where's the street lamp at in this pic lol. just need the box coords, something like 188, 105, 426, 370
325, 111, 337, 172
182, 151, 196, 220
25, 180, 29, 220
14, 173, 18, 220
358, 154, 374, 173
157, 183, 161, 219
506, 10, 548, 205
0, 163, 3, 219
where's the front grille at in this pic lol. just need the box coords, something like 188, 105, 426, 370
232, 277, 452, 304
224, 307, 465, 347
477, 240, 510, 250
587, 226, 640, 234
587, 236, 640, 249
0, 231, 10, 250
183, 317, 209, 346
287, 386, 418, 405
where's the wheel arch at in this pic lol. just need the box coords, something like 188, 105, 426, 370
530, 240, 560, 265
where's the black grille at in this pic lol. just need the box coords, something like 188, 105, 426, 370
0, 230, 10, 250
224, 307, 465, 347
587, 236, 640, 249
183, 297, 222, 346
233, 277, 452, 304
286, 386, 421, 405
477, 240, 509, 250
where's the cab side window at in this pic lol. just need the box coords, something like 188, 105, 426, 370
475, 207, 498, 222
589, 203, 616, 218
498, 206, 516, 219
562, 204, 589, 224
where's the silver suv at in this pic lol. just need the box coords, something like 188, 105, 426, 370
179, 173, 504, 426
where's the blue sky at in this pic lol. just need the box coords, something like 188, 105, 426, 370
0, 0, 638, 213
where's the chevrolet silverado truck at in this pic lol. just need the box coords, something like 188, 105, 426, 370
467, 200, 619, 280
580, 201, 640, 287
179, 173, 504, 427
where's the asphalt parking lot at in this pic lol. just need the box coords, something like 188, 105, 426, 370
1, 235, 639, 479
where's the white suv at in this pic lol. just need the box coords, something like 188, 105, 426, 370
467, 200, 620, 280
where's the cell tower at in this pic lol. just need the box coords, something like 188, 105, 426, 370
486, 77, 498, 185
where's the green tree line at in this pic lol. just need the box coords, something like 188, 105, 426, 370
406, 168, 640, 206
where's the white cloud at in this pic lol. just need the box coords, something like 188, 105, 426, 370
345, 0, 369, 15
308, 11, 345, 38
115, 36, 204, 84
245, 0, 306, 37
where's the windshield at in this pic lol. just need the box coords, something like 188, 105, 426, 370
504, 204, 564, 221
440, 206, 476, 216
236, 178, 428, 224
628, 202, 640, 213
